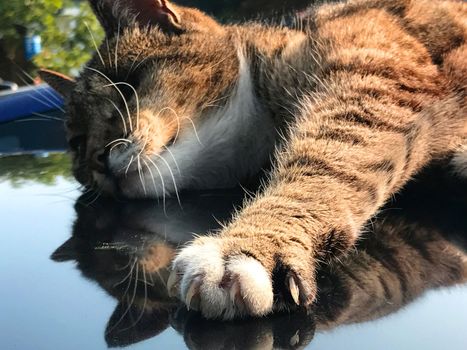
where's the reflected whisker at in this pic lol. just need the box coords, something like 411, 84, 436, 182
116, 255, 135, 272
120, 258, 138, 299
123, 265, 148, 330
114, 257, 138, 287
106, 262, 139, 335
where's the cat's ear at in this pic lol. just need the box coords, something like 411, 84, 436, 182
105, 301, 170, 347
50, 238, 78, 262
39, 69, 76, 99
126, 0, 182, 33
88, 0, 219, 36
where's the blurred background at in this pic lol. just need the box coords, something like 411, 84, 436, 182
0, 0, 312, 86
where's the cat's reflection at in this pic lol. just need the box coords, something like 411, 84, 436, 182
52, 169, 467, 349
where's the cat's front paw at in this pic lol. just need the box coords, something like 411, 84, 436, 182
167, 236, 316, 320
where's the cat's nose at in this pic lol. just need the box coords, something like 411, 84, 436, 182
90, 149, 108, 173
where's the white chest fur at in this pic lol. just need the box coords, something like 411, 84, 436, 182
138, 51, 277, 197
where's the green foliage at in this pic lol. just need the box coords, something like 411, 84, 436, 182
0, 0, 103, 77
0, 153, 73, 187
34, 0, 104, 76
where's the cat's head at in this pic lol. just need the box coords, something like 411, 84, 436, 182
41, 0, 243, 198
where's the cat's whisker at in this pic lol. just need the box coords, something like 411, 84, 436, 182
106, 98, 129, 135
163, 145, 181, 175
17, 70, 64, 110
142, 158, 161, 202
145, 155, 168, 217
104, 82, 140, 130
17, 71, 65, 112
182, 116, 202, 145
79, 186, 94, 196
115, 20, 121, 75
173, 115, 181, 144
79, 188, 101, 207
147, 268, 156, 285
105, 138, 132, 148
9, 115, 61, 124
109, 141, 129, 157
85, 67, 133, 132
155, 153, 181, 208
105, 37, 112, 69
124, 155, 135, 176
26, 93, 66, 113
132, 55, 152, 75
137, 155, 147, 195
31, 112, 64, 122
126, 50, 143, 80
154, 269, 167, 288
84, 189, 102, 207
84, 21, 105, 67
135, 133, 149, 178
155, 107, 182, 145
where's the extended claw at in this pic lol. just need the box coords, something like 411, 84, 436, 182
288, 275, 300, 305
289, 330, 300, 346
229, 281, 247, 313
186, 280, 200, 311
167, 269, 179, 297
229, 281, 240, 304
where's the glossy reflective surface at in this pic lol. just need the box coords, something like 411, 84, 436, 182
1, 153, 466, 350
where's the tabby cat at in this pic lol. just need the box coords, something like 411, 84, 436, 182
41, 0, 467, 319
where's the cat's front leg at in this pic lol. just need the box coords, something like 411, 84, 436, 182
167, 185, 360, 320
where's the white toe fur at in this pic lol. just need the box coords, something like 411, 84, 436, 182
227, 256, 274, 315
451, 145, 467, 178
171, 238, 273, 319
